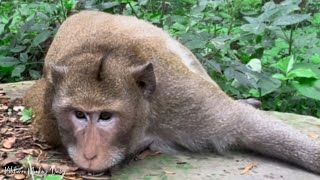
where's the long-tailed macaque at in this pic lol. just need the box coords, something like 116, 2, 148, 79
23, 11, 320, 174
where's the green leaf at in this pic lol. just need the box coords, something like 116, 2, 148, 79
272, 14, 310, 26
249, 89, 260, 97
36, 12, 49, 21
99, 2, 120, 10
20, 53, 28, 62
29, 69, 41, 79
185, 39, 206, 50
272, 73, 288, 80
241, 23, 266, 35
311, 12, 320, 25
288, 68, 319, 79
0, 23, 5, 34
243, 16, 260, 24
292, 79, 320, 101
246, 58, 261, 72
11, 65, 26, 77
43, 175, 64, 180
32, 31, 52, 47
191, 3, 207, 15
256, 74, 281, 96
0, 56, 20, 67
310, 54, 320, 64
10, 45, 26, 53
287, 55, 294, 73
20, 108, 33, 123
272, 56, 294, 74
171, 22, 187, 31
21, 18, 35, 32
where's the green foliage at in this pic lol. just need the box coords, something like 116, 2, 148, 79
2, 0, 320, 117
19, 108, 33, 122
35, 175, 64, 180
0, 0, 75, 82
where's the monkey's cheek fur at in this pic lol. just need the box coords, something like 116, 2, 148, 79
67, 146, 125, 172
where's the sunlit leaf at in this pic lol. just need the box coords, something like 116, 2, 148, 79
0, 56, 20, 67
272, 73, 288, 80
241, 23, 266, 35
272, 14, 310, 26
292, 79, 320, 101
288, 68, 319, 79
32, 30, 52, 47
11, 64, 26, 77
20, 108, 33, 122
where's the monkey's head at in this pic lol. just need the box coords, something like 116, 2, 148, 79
46, 52, 156, 172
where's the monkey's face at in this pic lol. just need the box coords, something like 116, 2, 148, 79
52, 98, 139, 172
49, 57, 156, 172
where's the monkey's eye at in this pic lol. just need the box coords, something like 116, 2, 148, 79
99, 112, 112, 121
75, 111, 86, 119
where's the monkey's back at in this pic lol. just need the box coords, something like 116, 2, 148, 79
45, 11, 214, 84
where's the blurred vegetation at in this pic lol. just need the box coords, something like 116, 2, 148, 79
0, 0, 320, 117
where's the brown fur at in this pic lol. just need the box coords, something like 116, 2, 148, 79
23, 11, 320, 174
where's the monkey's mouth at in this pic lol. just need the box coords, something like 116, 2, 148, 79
76, 159, 114, 173
81, 168, 112, 178
70, 151, 126, 173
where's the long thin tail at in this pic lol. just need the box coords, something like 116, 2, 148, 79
236, 103, 320, 174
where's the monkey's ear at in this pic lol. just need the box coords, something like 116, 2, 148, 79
47, 64, 67, 84
132, 62, 156, 97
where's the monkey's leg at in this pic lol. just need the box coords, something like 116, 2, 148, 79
233, 103, 320, 174
23, 78, 61, 147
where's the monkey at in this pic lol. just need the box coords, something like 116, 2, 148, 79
23, 11, 320, 174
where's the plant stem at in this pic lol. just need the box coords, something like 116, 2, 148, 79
288, 27, 294, 55
59, 0, 67, 20
128, 1, 138, 18
225, 0, 234, 35
159, 0, 166, 27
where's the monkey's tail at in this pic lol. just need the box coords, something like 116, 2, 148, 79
237, 105, 320, 174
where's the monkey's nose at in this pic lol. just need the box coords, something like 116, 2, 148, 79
83, 153, 97, 161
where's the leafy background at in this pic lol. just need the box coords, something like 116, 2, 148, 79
0, 0, 320, 117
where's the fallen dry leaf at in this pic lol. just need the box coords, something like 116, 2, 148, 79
8, 117, 16, 123
36, 150, 48, 162
163, 170, 176, 175
0, 152, 7, 162
308, 132, 319, 140
135, 149, 153, 160
2, 136, 16, 149
15, 151, 26, 159
21, 149, 41, 157
0, 148, 15, 152
13, 106, 25, 112
13, 174, 26, 180
240, 163, 257, 175
176, 160, 187, 164
0, 96, 10, 104
81, 174, 111, 180
0, 126, 9, 134
0, 105, 8, 112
